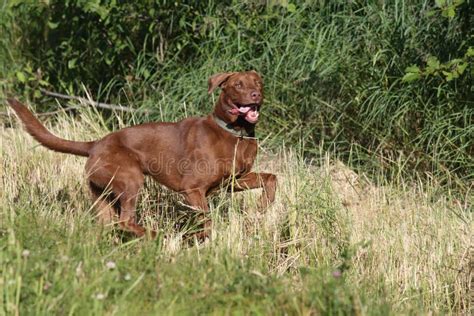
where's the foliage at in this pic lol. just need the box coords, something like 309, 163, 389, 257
403, 0, 473, 82
1, 2, 472, 312
1, 0, 473, 187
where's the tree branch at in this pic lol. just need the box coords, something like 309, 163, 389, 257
39, 88, 148, 113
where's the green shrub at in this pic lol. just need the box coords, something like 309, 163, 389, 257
2, 0, 473, 187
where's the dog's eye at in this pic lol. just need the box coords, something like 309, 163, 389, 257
235, 82, 242, 89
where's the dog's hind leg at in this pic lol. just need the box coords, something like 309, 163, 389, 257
88, 181, 118, 225
110, 164, 156, 238
86, 153, 155, 238
115, 176, 147, 237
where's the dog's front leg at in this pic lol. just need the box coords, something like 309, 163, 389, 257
232, 172, 277, 208
182, 190, 211, 240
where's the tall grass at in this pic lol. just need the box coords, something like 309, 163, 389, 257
2, 1, 473, 186
1, 2, 472, 313
1, 107, 471, 314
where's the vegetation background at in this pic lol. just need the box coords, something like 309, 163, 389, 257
1, 0, 472, 314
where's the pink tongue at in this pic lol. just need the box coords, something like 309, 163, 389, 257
228, 106, 259, 123
245, 109, 259, 123
238, 107, 251, 113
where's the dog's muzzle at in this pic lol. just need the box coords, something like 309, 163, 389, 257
229, 105, 259, 123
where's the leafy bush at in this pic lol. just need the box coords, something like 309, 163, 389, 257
2, 0, 473, 186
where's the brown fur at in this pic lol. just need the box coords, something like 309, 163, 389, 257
7, 71, 276, 239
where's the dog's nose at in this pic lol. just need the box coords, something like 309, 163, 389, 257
250, 91, 261, 101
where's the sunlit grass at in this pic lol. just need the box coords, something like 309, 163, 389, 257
1, 1, 472, 313
1, 108, 470, 314
2, 1, 472, 186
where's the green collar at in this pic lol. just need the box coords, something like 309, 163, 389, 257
212, 114, 257, 139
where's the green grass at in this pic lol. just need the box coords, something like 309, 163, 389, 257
1, 1, 472, 314
1, 108, 471, 314
1, 1, 472, 185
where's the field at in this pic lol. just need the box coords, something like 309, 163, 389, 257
1, 1, 473, 315
1, 107, 471, 314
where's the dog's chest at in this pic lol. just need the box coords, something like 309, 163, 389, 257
230, 139, 258, 175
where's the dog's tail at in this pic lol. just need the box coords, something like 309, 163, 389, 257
7, 98, 95, 157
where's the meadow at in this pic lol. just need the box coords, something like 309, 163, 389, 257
1, 0, 472, 315
1, 106, 471, 314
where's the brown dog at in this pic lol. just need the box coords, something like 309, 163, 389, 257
7, 71, 276, 238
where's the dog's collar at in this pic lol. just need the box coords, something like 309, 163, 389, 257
212, 114, 257, 139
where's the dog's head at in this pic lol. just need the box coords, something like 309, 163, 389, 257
208, 71, 263, 124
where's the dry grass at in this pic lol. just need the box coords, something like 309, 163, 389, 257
1, 107, 472, 314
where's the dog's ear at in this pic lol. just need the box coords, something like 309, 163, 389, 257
208, 72, 236, 94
